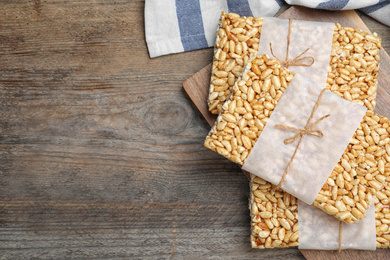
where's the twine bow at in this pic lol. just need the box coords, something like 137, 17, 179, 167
276, 114, 330, 145
275, 88, 330, 189
269, 19, 315, 69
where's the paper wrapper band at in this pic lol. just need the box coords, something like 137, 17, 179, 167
274, 88, 330, 189
269, 19, 314, 69
259, 17, 335, 89
298, 200, 376, 250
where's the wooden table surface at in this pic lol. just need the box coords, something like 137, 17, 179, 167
0, 1, 389, 259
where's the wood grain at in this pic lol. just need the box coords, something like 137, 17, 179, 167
0, 1, 388, 259
0, 0, 263, 259
183, 63, 215, 126
183, 6, 390, 260
0, 0, 303, 259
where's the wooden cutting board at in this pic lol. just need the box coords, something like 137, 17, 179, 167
183, 6, 390, 260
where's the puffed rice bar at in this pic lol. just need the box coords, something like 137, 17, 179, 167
204, 54, 388, 223
250, 174, 390, 249
208, 12, 381, 114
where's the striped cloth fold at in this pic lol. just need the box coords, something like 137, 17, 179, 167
145, 0, 390, 58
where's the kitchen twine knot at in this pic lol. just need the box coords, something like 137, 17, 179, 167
269, 18, 315, 69
338, 221, 343, 253
274, 88, 330, 189
275, 114, 330, 145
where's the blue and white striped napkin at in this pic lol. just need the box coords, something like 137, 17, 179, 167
145, 0, 389, 58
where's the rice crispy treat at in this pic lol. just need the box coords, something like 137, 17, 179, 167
208, 12, 381, 114
250, 174, 390, 249
204, 54, 388, 223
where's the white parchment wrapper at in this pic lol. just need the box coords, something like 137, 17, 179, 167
242, 74, 367, 205
258, 18, 335, 89
298, 200, 376, 250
